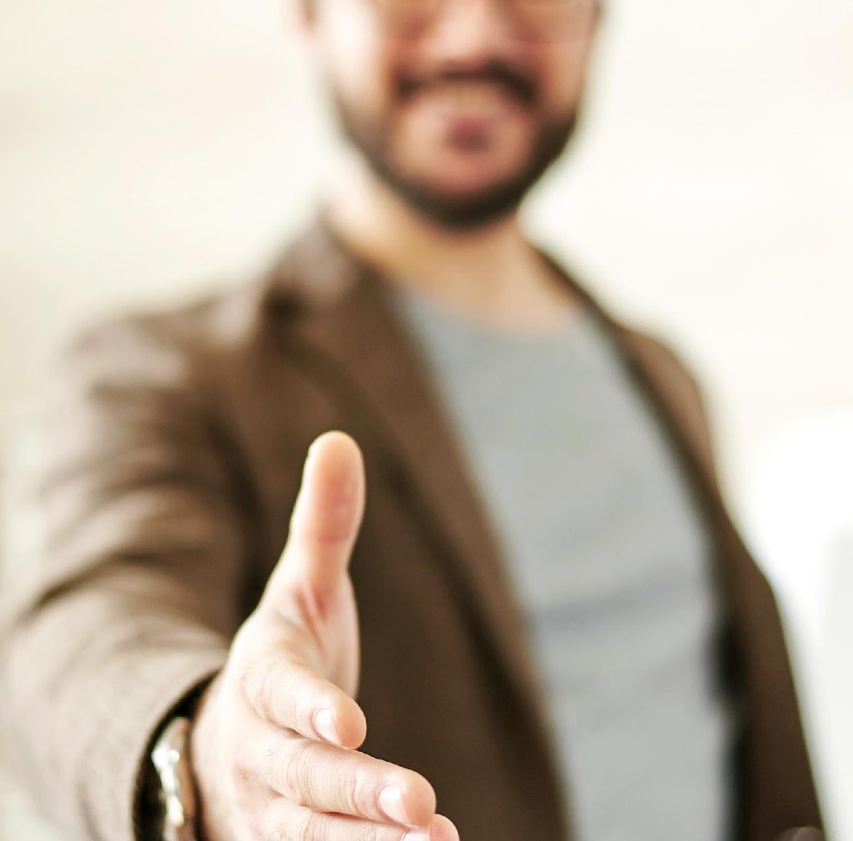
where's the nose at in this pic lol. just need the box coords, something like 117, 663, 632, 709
421, 0, 520, 61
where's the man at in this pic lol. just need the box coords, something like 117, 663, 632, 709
0, 0, 823, 840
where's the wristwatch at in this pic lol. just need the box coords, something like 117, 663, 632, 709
150, 716, 200, 841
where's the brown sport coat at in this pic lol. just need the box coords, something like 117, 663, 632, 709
1, 218, 822, 841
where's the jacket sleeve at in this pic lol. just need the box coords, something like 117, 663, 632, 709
0, 315, 253, 841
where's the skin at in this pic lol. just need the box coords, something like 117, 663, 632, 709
190, 2, 599, 839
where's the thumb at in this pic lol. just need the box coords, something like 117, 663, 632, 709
277, 431, 366, 601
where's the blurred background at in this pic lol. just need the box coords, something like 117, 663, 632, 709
1, 0, 851, 838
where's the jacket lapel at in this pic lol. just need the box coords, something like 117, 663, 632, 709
262, 219, 560, 750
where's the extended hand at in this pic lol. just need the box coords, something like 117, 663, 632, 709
190, 432, 459, 841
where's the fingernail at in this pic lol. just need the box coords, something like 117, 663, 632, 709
313, 708, 340, 744
379, 784, 412, 826
402, 830, 429, 841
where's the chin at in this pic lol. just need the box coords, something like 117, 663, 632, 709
345, 106, 578, 231
407, 139, 531, 186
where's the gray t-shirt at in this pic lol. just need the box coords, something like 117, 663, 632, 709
392, 290, 734, 841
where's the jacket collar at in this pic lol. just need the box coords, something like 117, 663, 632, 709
261, 213, 719, 493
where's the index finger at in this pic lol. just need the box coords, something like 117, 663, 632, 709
240, 647, 367, 749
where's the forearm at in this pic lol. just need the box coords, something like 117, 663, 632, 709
0, 315, 255, 841
2, 575, 228, 841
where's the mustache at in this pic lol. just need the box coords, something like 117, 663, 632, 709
397, 61, 538, 106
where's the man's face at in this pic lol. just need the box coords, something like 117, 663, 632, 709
304, 0, 598, 230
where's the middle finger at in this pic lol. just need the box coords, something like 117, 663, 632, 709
255, 725, 436, 827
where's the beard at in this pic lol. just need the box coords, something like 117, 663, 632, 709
329, 64, 578, 232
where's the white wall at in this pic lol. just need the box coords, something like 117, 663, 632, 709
1, 0, 851, 837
